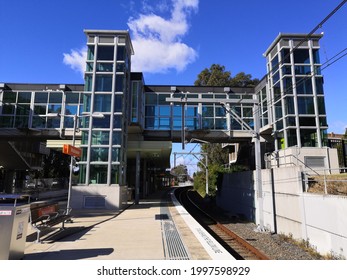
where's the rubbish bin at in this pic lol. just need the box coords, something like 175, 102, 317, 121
0, 194, 31, 260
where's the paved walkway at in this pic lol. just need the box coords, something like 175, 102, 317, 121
23, 188, 233, 260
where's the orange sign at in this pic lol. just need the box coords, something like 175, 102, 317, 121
63, 144, 81, 157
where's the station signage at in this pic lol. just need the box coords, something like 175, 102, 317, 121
63, 144, 82, 157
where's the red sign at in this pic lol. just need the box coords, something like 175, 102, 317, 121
63, 144, 82, 157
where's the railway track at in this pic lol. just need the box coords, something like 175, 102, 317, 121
175, 187, 269, 260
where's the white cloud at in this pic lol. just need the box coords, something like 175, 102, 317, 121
63, 47, 87, 75
62, 0, 199, 75
128, 0, 199, 73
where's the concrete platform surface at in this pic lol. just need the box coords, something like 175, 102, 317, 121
23, 188, 233, 260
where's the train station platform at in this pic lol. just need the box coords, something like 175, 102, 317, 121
23, 188, 234, 260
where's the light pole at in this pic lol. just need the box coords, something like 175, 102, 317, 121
46, 112, 104, 215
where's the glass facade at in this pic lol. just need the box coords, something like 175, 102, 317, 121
0, 31, 330, 192
263, 34, 328, 150
79, 30, 133, 186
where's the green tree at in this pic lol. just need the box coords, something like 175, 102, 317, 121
171, 164, 188, 183
193, 64, 258, 197
194, 64, 259, 87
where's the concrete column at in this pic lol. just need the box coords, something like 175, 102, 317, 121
135, 151, 141, 204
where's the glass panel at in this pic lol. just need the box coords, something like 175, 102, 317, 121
296, 78, 312, 94
113, 115, 122, 128
2, 104, 15, 114
15, 116, 29, 128
185, 118, 198, 130
116, 63, 125, 72
145, 117, 155, 129
202, 106, 213, 117
97, 46, 114, 61
273, 82, 281, 100
0, 116, 14, 127
281, 65, 292, 75
65, 105, 78, 115
85, 75, 93, 91
230, 117, 241, 130
271, 55, 279, 72
294, 49, 310, 64
158, 118, 170, 129
202, 118, 214, 129
272, 71, 280, 84
49, 92, 62, 103
115, 74, 124, 92
112, 131, 122, 145
66, 93, 80, 103
215, 106, 225, 117
83, 94, 91, 112
315, 77, 324, 94
145, 105, 157, 117
96, 63, 113, 72
47, 104, 61, 114
283, 78, 293, 94
34, 92, 48, 103
145, 93, 157, 105
32, 116, 46, 128
275, 119, 283, 130
93, 115, 110, 128
78, 164, 86, 184
242, 107, 253, 118
285, 97, 295, 114
173, 105, 181, 116
274, 102, 282, 119
86, 62, 93, 72
81, 147, 88, 161
3, 92, 16, 103
92, 131, 110, 145
299, 117, 316, 126
111, 148, 120, 162
95, 75, 112, 92
287, 129, 298, 147
300, 129, 318, 147
286, 117, 296, 126
91, 147, 109, 162
294, 65, 311, 75
94, 94, 112, 112
280, 48, 291, 64
87, 46, 94, 60
298, 97, 314, 114
215, 119, 227, 129
64, 117, 74, 128
46, 118, 60, 128
186, 106, 198, 117
319, 117, 327, 126
318, 97, 326, 114
34, 105, 46, 115
89, 164, 108, 184
111, 165, 119, 184
16, 104, 30, 115
158, 94, 170, 105
81, 131, 89, 145
18, 92, 31, 103
313, 49, 320, 64
117, 46, 125, 61
114, 95, 122, 112
159, 106, 170, 116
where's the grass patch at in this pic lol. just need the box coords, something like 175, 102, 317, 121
307, 173, 347, 195
278, 233, 345, 260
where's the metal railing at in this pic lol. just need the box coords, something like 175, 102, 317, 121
303, 168, 347, 195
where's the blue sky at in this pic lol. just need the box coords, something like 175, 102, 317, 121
1, 0, 347, 174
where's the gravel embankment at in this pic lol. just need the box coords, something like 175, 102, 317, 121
190, 191, 321, 260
